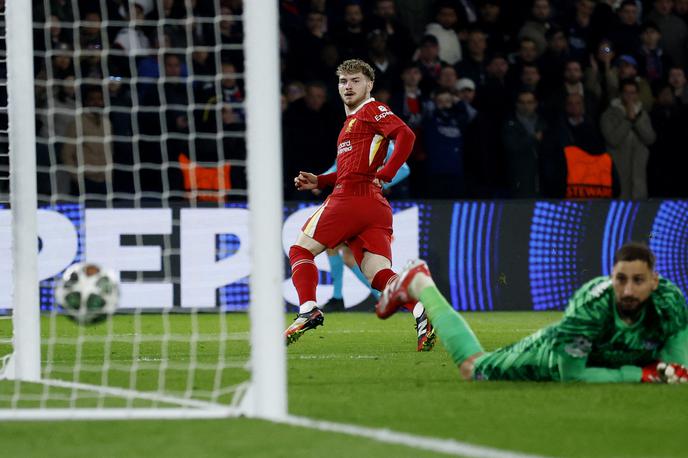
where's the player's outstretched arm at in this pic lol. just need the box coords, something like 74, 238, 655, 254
557, 352, 645, 383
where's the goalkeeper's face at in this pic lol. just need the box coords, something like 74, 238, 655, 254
338, 72, 373, 109
611, 260, 659, 317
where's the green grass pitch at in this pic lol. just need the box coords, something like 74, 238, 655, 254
1, 311, 687, 457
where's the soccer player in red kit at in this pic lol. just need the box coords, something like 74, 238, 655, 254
285, 59, 435, 351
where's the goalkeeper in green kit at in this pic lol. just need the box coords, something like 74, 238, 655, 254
376, 242, 688, 383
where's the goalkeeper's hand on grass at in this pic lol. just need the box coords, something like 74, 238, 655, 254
641, 361, 688, 384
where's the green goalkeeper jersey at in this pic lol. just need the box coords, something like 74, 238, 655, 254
473, 276, 688, 382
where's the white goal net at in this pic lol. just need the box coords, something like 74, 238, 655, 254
0, 0, 285, 420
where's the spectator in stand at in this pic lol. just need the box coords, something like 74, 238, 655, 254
414, 34, 447, 94
109, 2, 153, 77
282, 80, 340, 200
191, 46, 217, 77
38, 75, 76, 141
366, 0, 416, 64
106, 75, 136, 196
49, 0, 74, 23
675, 0, 688, 22
475, 53, 510, 130
390, 63, 426, 130
647, 0, 688, 68
437, 64, 460, 100
81, 41, 105, 79
425, 3, 463, 65
422, 88, 472, 198
332, 2, 368, 61
186, 0, 216, 48
584, 38, 617, 107
36, 76, 76, 198
668, 66, 688, 104
219, 5, 244, 70
138, 53, 190, 195
113, 2, 151, 56
636, 21, 673, 87
544, 93, 615, 198
547, 59, 601, 122
390, 63, 426, 197
455, 27, 489, 87
565, 0, 595, 63
539, 27, 571, 95
46, 14, 70, 49
517, 0, 554, 57
607, 55, 654, 110
79, 11, 103, 50
286, 9, 330, 81
52, 42, 75, 80
509, 37, 540, 86
476, 0, 510, 54
61, 86, 113, 198
519, 63, 544, 98
648, 84, 688, 197
367, 29, 401, 92
217, 62, 244, 120
502, 90, 547, 198
600, 79, 656, 199
456, 77, 479, 121
607, 0, 642, 58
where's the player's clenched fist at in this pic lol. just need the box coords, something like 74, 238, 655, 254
641, 361, 688, 383
294, 171, 318, 191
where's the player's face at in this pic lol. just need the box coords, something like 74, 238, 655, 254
338, 72, 373, 109
611, 260, 659, 317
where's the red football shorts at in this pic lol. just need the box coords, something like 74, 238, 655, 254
301, 194, 392, 266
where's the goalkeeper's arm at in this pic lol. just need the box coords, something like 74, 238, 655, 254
557, 327, 688, 383
557, 353, 643, 383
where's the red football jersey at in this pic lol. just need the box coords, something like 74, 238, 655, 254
334, 98, 405, 193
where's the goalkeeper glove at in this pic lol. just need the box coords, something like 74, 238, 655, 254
641, 361, 688, 384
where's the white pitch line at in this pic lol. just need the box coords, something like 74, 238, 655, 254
282, 415, 551, 458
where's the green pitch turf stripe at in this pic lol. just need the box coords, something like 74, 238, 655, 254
283, 415, 552, 458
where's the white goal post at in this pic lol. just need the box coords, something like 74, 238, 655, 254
0, 0, 286, 420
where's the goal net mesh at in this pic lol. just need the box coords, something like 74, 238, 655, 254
0, 0, 263, 416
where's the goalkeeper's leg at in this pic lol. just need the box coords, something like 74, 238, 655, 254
377, 260, 484, 379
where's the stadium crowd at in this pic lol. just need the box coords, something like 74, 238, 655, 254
3, 0, 688, 201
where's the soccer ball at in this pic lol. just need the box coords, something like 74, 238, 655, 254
55, 262, 119, 325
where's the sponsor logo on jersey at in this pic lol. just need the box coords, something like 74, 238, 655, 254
337, 140, 352, 155
374, 110, 394, 121
345, 118, 357, 133
378, 105, 387, 112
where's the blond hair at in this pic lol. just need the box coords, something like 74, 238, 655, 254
336, 59, 376, 82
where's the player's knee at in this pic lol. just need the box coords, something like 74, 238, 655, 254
289, 245, 314, 263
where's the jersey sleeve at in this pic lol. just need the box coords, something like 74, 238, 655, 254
362, 102, 406, 137
557, 355, 642, 382
659, 328, 688, 366
381, 141, 410, 189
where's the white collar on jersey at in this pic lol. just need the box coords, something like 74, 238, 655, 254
347, 97, 376, 116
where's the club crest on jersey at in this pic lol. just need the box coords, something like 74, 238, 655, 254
345, 118, 357, 133
564, 336, 592, 358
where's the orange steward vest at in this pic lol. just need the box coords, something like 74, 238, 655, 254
564, 146, 613, 198
179, 153, 231, 202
